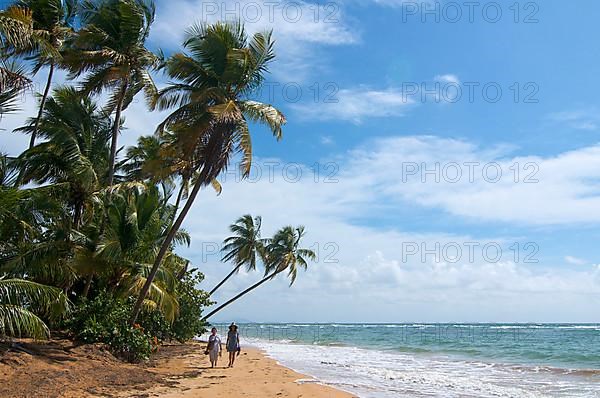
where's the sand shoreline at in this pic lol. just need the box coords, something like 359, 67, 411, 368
0, 339, 355, 397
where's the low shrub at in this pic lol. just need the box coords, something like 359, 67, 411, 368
66, 292, 153, 362
66, 271, 211, 361
170, 270, 212, 342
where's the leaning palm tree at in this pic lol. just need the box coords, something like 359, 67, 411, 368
1, 0, 77, 148
129, 21, 285, 324
0, 278, 70, 339
210, 215, 264, 295
201, 226, 315, 321
64, 0, 158, 185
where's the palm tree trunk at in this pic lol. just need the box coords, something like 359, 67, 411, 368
171, 176, 187, 225
209, 264, 242, 295
129, 173, 205, 325
73, 202, 83, 229
176, 260, 189, 281
202, 270, 281, 322
82, 273, 93, 298
29, 63, 54, 149
107, 80, 128, 186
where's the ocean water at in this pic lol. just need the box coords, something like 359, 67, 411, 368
209, 323, 600, 397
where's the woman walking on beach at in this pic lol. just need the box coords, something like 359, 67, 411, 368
226, 323, 241, 368
206, 327, 222, 368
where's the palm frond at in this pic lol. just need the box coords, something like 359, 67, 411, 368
0, 278, 70, 319
0, 305, 49, 339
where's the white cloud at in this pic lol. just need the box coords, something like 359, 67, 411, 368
343, 136, 600, 225
565, 256, 587, 265
548, 109, 599, 131
291, 86, 415, 123
435, 74, 460, 85
367, 0, 434, 7
176, 136, 600, 322
320, 135, 334, 145
290, 74, 468, 123
150, 0, 358, 82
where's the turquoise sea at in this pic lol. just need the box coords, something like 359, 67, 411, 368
209, 323, 600, 397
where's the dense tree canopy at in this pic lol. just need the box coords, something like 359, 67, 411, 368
0, 0, 314, 362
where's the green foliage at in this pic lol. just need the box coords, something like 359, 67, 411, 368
67, 272, 210, 361
0, 10, 298, 362
169, 270, 211, 342
66, 292, 152, 362
0, 60, 32, 116
0, 278, 70, 339
136, 270, 211, 342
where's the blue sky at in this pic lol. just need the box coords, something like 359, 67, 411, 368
3, 0, 600, 322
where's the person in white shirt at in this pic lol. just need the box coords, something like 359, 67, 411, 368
206, 327, 222, 368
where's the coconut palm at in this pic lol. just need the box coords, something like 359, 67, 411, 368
0, 60, 31, 118
0, 278, 70, 339
210, 215, 264, 295
16, 86, 112, 228
6, 87, 111, 294
64, 0, 159, 186
129, 21, 285, 324
121, 135, 171, 183
0, 5, 34, 117
201, 225, 315, 321
0, 5, 34, 49
0, 151, 71, 289
120, 135, 181, 212
121, 132, 224, 227
73, 183, 187, 321
0, 155, 35, 252
1, 0, 78, 148
0, 162, 60, 256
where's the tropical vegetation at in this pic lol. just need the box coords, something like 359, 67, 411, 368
0, 0, 315, 363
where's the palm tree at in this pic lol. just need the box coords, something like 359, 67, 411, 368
73, 183, 188, 321
1, 151, 74, 290
0, 154, 37, 252
64, 0, 158, 186
16, 86, 112, 228
129, 21, 285, 324
201, 226, 315, 321
120, 135, 181, 211
0, 5, 34, 50
210, 215, 264, 295
1, 0, 78, 148
6, 88, 111, 293
0, 5, 34, 118
0, 60, 31, 118
0, 278, 70, 339
121, 135, 171, 183
121, 133, 224, 225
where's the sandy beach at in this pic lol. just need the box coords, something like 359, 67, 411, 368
0, 339, 355, 398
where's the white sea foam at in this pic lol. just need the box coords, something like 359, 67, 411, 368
245, 338, 600, 398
